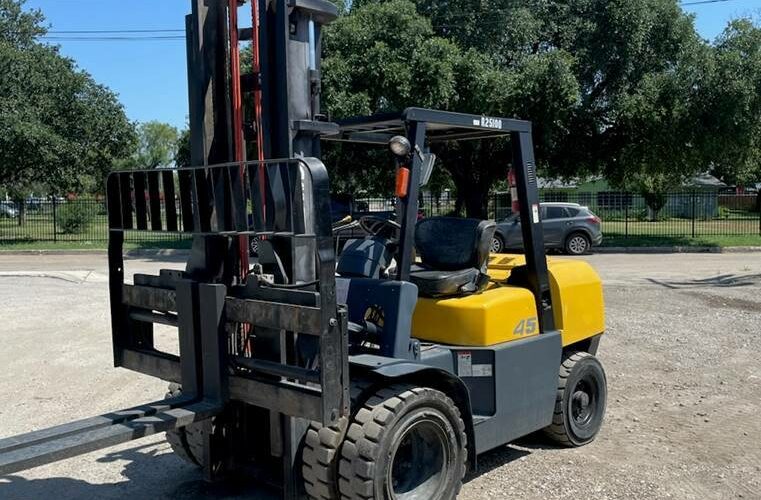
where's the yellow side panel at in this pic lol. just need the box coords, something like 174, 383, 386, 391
412, 253, 604, 347
411, 285, 539, 346
545, 259, 606, 347
488, 253, 606, 346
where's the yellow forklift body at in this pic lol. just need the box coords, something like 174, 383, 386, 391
411, 254, 604, 347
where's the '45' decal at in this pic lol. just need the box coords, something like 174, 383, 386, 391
513, 318, 538, 336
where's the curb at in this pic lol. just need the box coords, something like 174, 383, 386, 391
0, 248, 191, 257
595, 246, 761, 254
2, 247, 760, 256
127, 249, 191, 257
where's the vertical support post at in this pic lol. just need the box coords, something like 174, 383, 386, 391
511, 130, 555, 333
188, 1, 233, 167
198, 284, 228, 404
196, 283, 228, 483
106, 174, 126, 367
107, 228, 126, 367
52, 197, 57, 242
176, 280, 202, 398
624, 196, 629, 239
395, 120, 426, 281
692, 191, 696, 238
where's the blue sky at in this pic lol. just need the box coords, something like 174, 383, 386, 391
24, 0, 761, 130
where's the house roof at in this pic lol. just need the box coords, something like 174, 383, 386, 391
686, 173, 727, 188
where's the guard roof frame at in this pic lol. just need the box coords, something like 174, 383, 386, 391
325, 107, 532, 145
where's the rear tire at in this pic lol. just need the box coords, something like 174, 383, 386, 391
544, 351, 607, 447
490, 234, 505, 254
338, 384, 467, 500
564, 232, 590, 255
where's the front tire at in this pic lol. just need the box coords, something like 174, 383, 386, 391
564, 232, 590, 255
338, 384, 467, 500
164, 384, 226, 474
544, 351, 607, 447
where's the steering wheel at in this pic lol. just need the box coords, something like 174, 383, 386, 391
359, 215, 401, 240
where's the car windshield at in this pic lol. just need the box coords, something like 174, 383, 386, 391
503, 213, 520, 223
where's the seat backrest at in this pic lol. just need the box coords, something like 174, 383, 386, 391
415, 217, 497, 271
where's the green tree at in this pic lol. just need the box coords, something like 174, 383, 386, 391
701, 19, 761, 189
0, 0, 136, 220
321, 0, 463, 198
175, 128, 191, 167
323, 0, 713, 217
125, 121, 180, 169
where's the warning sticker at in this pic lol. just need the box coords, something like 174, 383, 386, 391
457, 352, 472, 377
471, 364, 493, 377
532, 204, 540, 223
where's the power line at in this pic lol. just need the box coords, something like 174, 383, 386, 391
682, 0, 747, 5
40, 36, 185, 42
47, 29, 185, 34
28, 0, 755, 41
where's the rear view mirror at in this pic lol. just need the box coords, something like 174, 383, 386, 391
419, 153, 436, 187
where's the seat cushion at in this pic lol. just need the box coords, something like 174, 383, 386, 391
409, 267, 481, 298
415, 217, 496, 271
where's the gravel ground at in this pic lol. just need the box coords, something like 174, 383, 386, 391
1, 252, 760, 499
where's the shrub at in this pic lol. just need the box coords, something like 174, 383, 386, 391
58, 203, 92, 234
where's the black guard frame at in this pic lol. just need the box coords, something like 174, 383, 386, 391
326, 107, 556, 332
106, 158, 349, 427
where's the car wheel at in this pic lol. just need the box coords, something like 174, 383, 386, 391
489, 234, 504, 254
564, 232, 590, 255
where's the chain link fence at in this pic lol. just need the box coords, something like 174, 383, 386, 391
1, 191, 759, 244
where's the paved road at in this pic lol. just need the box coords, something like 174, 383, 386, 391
0, 252, 759, 499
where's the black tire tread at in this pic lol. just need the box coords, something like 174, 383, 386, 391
303, 378, 375, 500
337, 384, 467, 500
164, 384, 212, 467
544, 351, 595, 446
165, 384, 201, 466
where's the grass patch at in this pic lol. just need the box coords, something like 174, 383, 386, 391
0, 238, 192, 252
601, 235, 761, 248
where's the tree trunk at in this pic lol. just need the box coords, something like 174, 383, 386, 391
15, 198, 25, 226
642, 191, 666, 222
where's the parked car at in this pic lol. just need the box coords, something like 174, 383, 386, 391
0, 201, 18, 218
491, 202, 602, 255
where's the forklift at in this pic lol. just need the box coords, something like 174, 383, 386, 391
0, 1, 607, 499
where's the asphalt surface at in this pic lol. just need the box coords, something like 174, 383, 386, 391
0, 252, 759, 499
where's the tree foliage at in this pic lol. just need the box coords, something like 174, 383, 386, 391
701, 19, 761, 187
0, 0, 136, 199
117, 121, 180, 169
322, 0, 759, 216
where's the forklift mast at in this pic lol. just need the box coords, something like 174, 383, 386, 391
0, 2, 348, 496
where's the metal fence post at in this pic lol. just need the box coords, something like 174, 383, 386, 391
52, 197, 58, 242
691, 192, 696, 238
625, 198, 629, 238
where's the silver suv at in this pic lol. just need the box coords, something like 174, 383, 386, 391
0, 202, 18, 218
491, 202, 603, 255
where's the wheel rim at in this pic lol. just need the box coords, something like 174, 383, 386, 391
490, 237, 502, 253
568, 235, 588, 254
387, 418, 449, 500
568, 373, 600, 434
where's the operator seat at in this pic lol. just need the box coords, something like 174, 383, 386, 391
410, 217, 496, 298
